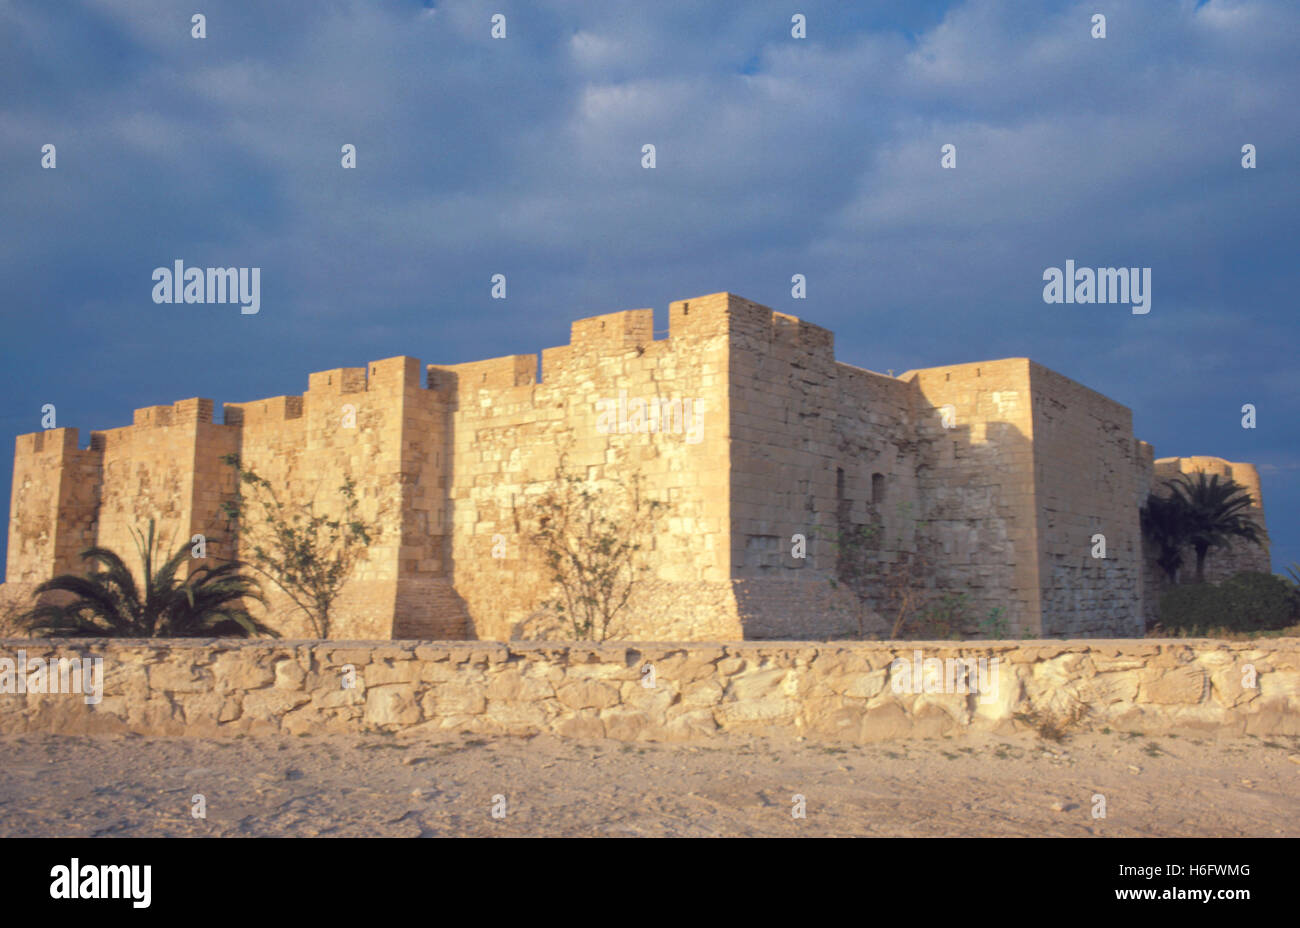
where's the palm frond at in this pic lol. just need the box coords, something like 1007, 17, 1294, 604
20, 521, 275, 640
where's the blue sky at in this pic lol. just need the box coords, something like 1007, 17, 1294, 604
1, 0, 1297, 577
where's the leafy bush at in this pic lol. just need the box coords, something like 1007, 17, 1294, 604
220, 454, 374, 638
1156, 584, 1220, 634
1219, 571, 1300, 632
528, 462, 664, 641
1157, 571, 1297, 635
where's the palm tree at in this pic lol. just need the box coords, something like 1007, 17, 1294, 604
1140, 492, 1188, 584
22, 520, 276, 638
1166, 472, 1266, 584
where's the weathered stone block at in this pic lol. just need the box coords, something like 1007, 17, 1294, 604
273, 659, 307, 690
1143, 666, 1206, 705
243, 689, 312, 722
148, 662, 210, 693
556, 680, 620, 710
485, 670, 553, 702
365, 661, 421, 686
212, 653, 274, 690
364, 684, 422, 726
424, 686, 486, 717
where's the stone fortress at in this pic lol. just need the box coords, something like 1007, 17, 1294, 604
3, 293, 1269, 641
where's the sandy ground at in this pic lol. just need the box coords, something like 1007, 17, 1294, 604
2, 730, 1297, 837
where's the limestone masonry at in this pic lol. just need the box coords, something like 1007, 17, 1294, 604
3, 639, 1297, 739
3, 293, 1268, 640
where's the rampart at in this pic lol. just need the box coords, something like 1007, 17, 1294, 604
2, 293, 1269, 640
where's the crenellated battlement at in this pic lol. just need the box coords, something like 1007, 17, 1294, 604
133, 404, 173, 427
570, 308, 654, 350
428, 353, 536, 395
123, 397, 218, 429
223, 395, 303, 427
14, 427, 82, 457
670, 291, 760, 339
2, 293, 1271, 641
306, 366, 367, 395
366, 355, 423, 392
1154, 456, 1264, 507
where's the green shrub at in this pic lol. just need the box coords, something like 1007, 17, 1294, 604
1220, 571, 1298, 631
1158, 571, 1297, 635
1157, 583, 1221, 634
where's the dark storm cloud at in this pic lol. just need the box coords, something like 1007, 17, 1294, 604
1, 0, 1296, 571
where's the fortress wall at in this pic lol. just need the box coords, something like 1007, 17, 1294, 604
821, 363, 927, 637
430, 298, 738, 642
220, 395, 310, 636
830, 364, 924, 555
728, 302, 860, 638
92, 399, 240, 577
1150, 456, 1271, 583
5, 433, 63, 584
190, 402, 242, 569
391, 359, 466, 639
430, 351, 556, 641
722, 292, 923, 638
0, 294, 1274, 643
5, 428, 101, 585
93, 409, 194, 565
1028, 364, 1144, 637
905, 360, 1041, 635
223, 358, 428, 640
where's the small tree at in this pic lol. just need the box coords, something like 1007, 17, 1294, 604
528, 463, 664, 641
884, 548, 943, 638
21, 519, 273, 638
219, 454, 375, 638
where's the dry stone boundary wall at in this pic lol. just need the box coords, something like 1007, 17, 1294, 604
2, 638, 1296, 740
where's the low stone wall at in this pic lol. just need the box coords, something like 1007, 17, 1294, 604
2, 639, 1297, 740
